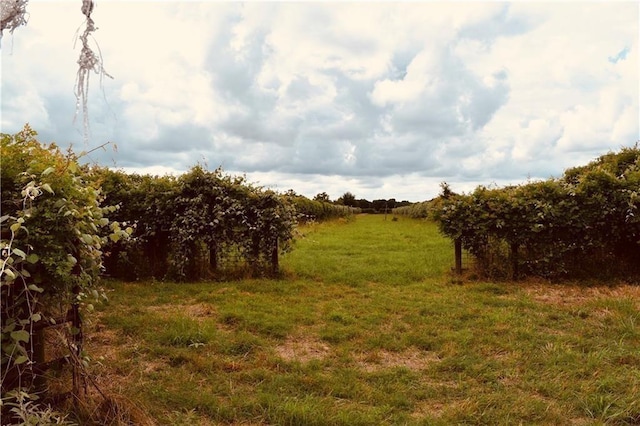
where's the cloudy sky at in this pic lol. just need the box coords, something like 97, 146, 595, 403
2, 1, 638, 201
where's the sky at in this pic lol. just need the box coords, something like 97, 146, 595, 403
1, 1, 639, 202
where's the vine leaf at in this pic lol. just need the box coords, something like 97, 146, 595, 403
10, 330, 30, 343
12, 248, 26, 259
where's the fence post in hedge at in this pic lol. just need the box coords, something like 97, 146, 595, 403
209, 242, 218, 273
454, 238, 462, 275
271, 239, 279, 274
32, 326, 46, 392
69, 283, 82, 395
510, 243, 519, 280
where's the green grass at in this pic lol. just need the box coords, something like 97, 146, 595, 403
89, 215, 640, 425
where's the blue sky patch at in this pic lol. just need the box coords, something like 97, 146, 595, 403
608, 46, 630, 64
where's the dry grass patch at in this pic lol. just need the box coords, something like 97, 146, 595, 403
87, 328, 123, 364
145, 301, 217, 321
275, 335, 331, 362
356, 347, 440, 373
523, 282, 640, 308
410, 398, 476, 421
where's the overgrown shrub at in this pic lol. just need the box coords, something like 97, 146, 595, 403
392, 200, 434, 218
1, 126, 127, 414
285, 193, 360, 222
434, 145, 640, 281
96, 166, 299, 281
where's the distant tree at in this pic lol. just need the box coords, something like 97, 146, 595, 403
355, 198, 372, 210
337, 191, 357, 207
313, 192, 331, 202
439, 182, 456, 199
372, 199, 387, 212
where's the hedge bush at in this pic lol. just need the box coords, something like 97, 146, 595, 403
433, 145, 640, 280
1, 125, 126, 398
96, 166, 298, 281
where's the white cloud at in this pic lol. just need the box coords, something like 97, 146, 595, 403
1, 1, 637, 201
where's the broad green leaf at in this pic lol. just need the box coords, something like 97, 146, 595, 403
11, 330, 30, 343
9, 223, 21, 233
14, 355, 29, 365
41, 183, 54, 194
12, 248, 26, 259
42, 166, 55, 176
26, 253, 39, 264
1, 343, 17, 355
28, 284, 44, 293
2, 322, 16, 333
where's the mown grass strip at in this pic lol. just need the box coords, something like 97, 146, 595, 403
90, 215, 640, 425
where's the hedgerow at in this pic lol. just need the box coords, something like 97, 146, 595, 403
96, 166, 299, 281
392, 200, 434, 218
1, 125, 128, 417
284, 192, 361, 222
433, 145, 640, 280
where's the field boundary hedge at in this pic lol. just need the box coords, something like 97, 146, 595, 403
433, 145, 640, 281
97, 166, 302, 281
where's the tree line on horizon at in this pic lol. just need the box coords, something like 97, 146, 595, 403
305, 191, 413, 214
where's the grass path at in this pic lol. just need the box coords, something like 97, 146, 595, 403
88, 215, 640, 425
281, 215, 453, 285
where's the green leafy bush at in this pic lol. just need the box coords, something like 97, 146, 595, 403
1, 125, 127, 403
392, 200, 434, 218
284, 192, 360, 222
433, 145, 640, 280
96, 166, 299, 281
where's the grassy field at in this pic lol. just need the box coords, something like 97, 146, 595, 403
87, 215, 640, 425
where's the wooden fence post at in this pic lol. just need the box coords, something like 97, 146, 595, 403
510, 243, 519, 280
70, 284, 84, 398
32, 326, 46, 392
454, 238, 462, 275
209, 242, 218, 273
271, 239, 279, 274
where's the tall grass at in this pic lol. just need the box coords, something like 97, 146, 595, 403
87, 215, 640, 425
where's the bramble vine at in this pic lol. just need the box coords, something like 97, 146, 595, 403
96, 166, 300, 281
433, 145, 640, 280
1, 125, 129, 420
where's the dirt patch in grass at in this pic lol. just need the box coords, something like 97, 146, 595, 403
410, 398, 475, 421
87, 319, 124, 364
356, 347, 440, 372
184, 303, 216, 319
411, 401, 446, 420
523, 283, 640, 308
91, 331, 120, 361
275, 335, 331, 362
146, 302, 217, 321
